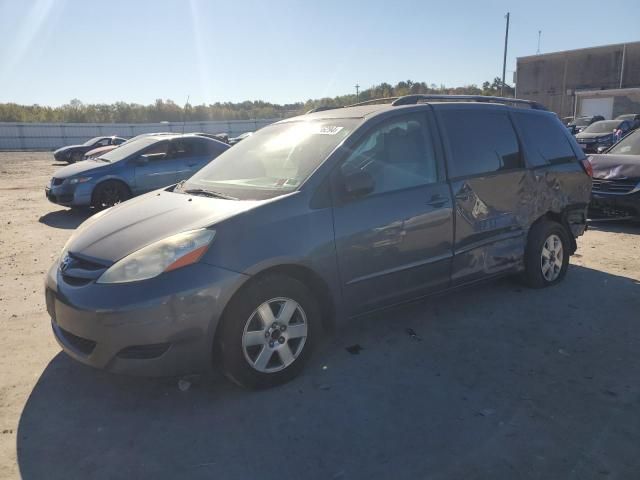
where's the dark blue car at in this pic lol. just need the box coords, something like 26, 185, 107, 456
46, 134, 229, 209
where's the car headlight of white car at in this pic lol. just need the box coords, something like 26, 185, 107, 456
97, 229, 216, 284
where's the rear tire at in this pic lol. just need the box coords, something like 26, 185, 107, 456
523, 220, 570, 288
216, 274, 319, 389
91, 181, 130, 210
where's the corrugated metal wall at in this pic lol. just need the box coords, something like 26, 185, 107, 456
0, 119, 277, 150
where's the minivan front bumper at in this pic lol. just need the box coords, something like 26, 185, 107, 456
45, 260, 248, 376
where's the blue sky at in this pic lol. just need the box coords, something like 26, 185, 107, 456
0, 0, 638, 106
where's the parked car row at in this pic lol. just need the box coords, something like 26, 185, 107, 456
566, 114, 639, 152
566, 115, 604, 135
47, 133, 230, 209
53, 132, 250, 164
53, 136, 126, 163
587, 127, 640, 221
575, 118, 634, 153
44, 94, 592, 389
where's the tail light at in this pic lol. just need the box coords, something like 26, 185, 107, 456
580, 158, 593, 177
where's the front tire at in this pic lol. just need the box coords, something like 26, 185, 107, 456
91, 181, 130, 210
217, 274, 319, 389
523, 220, 570, 288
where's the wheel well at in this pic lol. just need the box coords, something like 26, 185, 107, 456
531, 211, 577, 254
219, 264, 336, 336
91, 179, 131, 202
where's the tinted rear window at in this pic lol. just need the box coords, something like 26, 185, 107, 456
440, 110, 521, 178
514, 112, 576, 166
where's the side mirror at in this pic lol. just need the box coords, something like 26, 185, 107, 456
135, 155, 149, 165
342, 170, 375, 197
596, 146, 607, 154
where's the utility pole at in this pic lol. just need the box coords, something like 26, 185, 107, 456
537, 30, 542, 55
355, 84, 360, 103
501, 12, 510, 97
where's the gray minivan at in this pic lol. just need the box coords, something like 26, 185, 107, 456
45, 95, 592, 389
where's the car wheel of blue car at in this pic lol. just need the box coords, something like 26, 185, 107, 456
92, 181, 130, 210
217, 273, 319, 390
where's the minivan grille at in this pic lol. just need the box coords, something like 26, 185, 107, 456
60, 253, 110, 286
592, 179, 638, 194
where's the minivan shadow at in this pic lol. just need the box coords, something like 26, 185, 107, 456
39, 208, 92, 229
17, 265, 640, 479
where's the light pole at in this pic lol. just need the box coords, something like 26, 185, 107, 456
537, 30, 542, 55
355, 84, 360, 103
501, 12, 510, 97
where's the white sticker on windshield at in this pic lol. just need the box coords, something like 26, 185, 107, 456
316, 126, 344, 135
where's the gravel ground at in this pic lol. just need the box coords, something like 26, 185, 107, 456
1, 152, 639, 480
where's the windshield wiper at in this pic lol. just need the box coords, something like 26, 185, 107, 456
96, 156, 110, 162
182, 188, 237, 200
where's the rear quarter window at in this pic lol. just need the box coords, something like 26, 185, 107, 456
439, 109, 522, 178
514, 112, 577, 167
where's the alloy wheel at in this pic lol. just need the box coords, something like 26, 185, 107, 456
540, 234, 563, 282
242, 297, 308, 373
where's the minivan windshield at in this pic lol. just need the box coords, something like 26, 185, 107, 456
181, 119, 357, 200
98, 137, 158, 162
608, 130, 640, 155
583, 120, 620, 134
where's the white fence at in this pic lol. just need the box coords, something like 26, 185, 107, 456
0, 119, 278, 150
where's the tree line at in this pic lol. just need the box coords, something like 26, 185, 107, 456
0, 78, 514, 123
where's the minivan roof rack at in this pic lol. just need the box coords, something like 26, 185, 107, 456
306, 106, 339, 114
305, 95, 547, 114
391, 94, 547, 110
346, 97, 400, 107
306, 97, 401, 114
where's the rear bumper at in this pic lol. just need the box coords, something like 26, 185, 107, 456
45, 260, 249, 376
589, 191, 640, 219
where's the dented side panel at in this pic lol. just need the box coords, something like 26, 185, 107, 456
447, 165, 590, 285
449, 170, 528, 284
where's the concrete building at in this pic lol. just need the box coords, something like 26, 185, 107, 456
516, 41, 640, 119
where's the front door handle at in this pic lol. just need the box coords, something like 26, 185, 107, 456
426, 194, 448, 207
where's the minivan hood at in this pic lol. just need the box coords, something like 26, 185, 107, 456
66, 190, 264, 262
53, 159, 110, 179
589, 154, 640, 180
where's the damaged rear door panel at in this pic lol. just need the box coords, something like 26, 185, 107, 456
435, 105, 590, 285
511, 110, 591, 244
436, 106, 529, 284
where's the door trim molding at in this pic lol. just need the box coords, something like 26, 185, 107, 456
346, 252, 453, 286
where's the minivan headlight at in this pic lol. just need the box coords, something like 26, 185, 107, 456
97, 229, 216, 284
